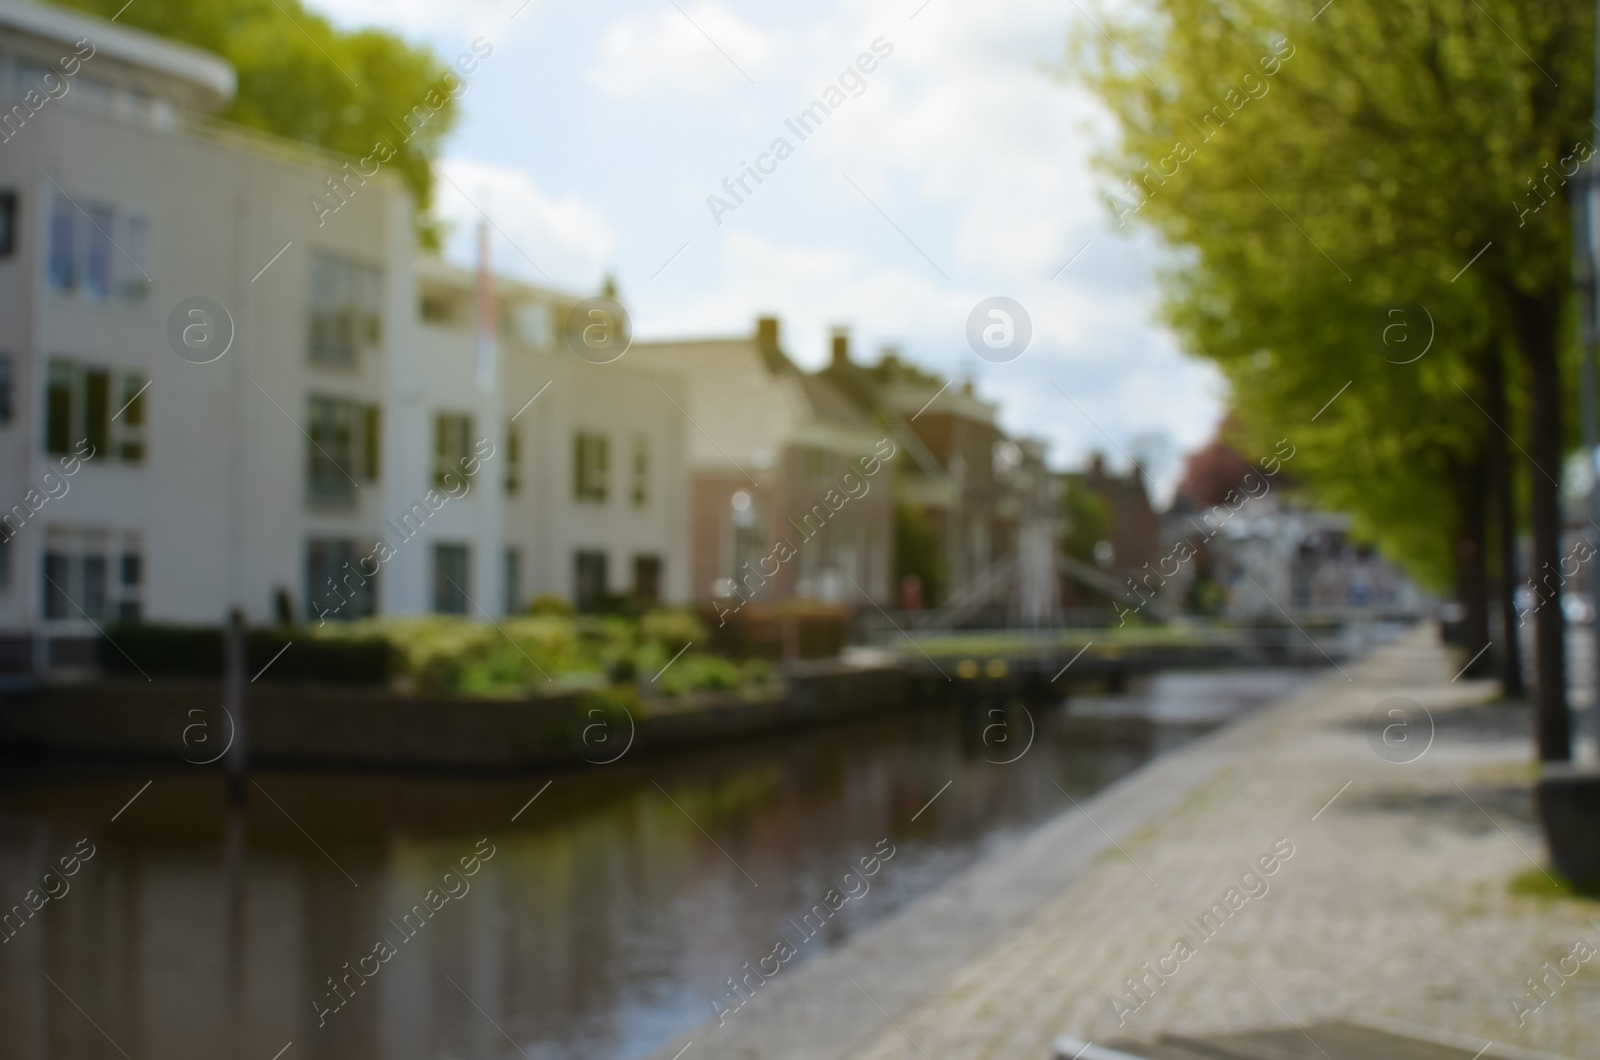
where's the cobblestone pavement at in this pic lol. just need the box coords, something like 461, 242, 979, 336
848, 630, 1600, 1060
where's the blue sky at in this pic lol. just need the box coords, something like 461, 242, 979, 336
313, 0, 1223, 500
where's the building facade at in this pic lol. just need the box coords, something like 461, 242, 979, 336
0, 2, 689, 668
631, 317, 896, 609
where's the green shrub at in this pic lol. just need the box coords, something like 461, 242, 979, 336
640, 608, 705, 651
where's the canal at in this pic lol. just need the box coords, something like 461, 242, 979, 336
0, 669, 1312, 1060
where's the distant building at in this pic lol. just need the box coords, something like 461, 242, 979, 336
630, 318, 895, 608
410, 262, 690, 614
818, 345, 1056, 622
1059, 452, 1163, 605
1164, 431, 1423, 619
0, 2, 690, 668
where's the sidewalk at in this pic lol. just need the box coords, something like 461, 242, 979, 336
845, 627, 1597, 1059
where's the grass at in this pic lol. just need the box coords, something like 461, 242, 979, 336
1510, 867, 1600, 903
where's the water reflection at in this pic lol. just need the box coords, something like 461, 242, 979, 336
0, 669, 1310, 1059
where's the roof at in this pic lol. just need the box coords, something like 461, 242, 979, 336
0, 0, 236, 109
630, 332, 875, 472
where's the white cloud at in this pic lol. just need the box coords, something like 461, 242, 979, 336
631, 229, 1221, 490
434, 158, 616, 290
590, 3, 774, 98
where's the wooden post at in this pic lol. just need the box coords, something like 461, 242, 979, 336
224, 608, 248, 804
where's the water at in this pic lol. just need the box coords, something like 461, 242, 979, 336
0, 669, 1311, 1060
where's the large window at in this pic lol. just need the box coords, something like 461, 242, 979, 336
805, 447, 833, 486
505, 426, 521, 495
504, 547, 522, 614
0, 354, 13, 425
47, 191, 147, 303
306, 538, 376, 622
43, 530, 141, 622
574, 549, 608, 612
307, 396, 379, 504
0, 191, 14, 257
308, 252, 382, 366
47, 358, 145, 463
435, 412, 473, 487
631, 437, 649, 507
632, 554, 661, 603
574, 431, 608, 503
433, 543, 470, 614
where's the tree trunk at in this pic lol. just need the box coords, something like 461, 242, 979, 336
1507, 287, 1571, 761
1483, 344, 1524, 697
1455, 456, 1492, 677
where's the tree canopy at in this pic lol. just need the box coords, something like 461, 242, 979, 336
53, 0, 460, 245
1074, 0, 1593, 591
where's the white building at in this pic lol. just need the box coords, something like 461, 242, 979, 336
0, 1, 688, 667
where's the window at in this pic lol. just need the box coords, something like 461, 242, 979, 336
505, 426, 521, 495
47, 358, 145, 464
308, 252, 382, 366
504, 547, 522, 614
46, 190, 147, 302
0, 354, 12, 425
119, 550, 140, 621
435, 412, 473, 487
420, 292, 457, 324
306, 538, 377, 621
115, 373, 146, 462
574, 549, 608, 612
433, 543, 470, 614
631, 437, 649, 507
307, 396, 380, 504
42, 530, 140, 622
42, 551, 74, 619
0, 191, 14, 257
574, 431, 608, 502
515, 302, 552, 348
805, 447, 833, 486
632, 555, 662, 603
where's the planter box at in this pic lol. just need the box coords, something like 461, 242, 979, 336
1536, 767, 1600, 887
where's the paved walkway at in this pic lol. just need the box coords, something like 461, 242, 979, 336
844, 628, 1597, 1060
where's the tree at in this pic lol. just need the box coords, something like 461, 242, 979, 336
1075, 0, 1591, 757
52, 0, 461, 246
895, 505, 946, 608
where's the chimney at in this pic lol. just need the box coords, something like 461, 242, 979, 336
831, 327, 850, 367
756, 316, 780, 357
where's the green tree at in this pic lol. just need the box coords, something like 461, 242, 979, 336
895, 505, 946, 608
1060, 478, 1116, 608
53, 0, 461, 245
1076, 0, 1590, 756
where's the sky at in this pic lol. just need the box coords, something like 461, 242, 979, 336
311, 0, 1225, 503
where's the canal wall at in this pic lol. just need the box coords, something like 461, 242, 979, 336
0, 659, 908, 770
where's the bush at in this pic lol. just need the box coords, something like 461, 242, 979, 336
639, 608, 705, 651
528, 593, 575, 616
99, 624, 390, 683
